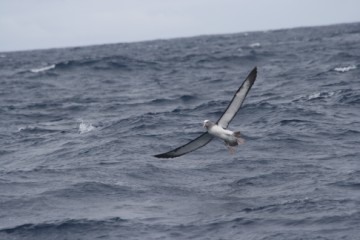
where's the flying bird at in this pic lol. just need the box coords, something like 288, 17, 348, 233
154, 67, 257, 158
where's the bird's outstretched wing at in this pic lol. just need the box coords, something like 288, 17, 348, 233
216, 67, 257, 129
154, 133, 213, 158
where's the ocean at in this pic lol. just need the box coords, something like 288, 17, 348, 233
0, 22, 359, 240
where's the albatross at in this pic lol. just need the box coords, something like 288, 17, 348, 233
154, 67, 257, 158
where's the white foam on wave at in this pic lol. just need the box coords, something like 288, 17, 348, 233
334, 65, 356, 73
17, 126, 28, 132
30, 64, 55, 73
249, 42, 261, 48
308, 92, 321, 100
79, 120, 95, 134
308, 91, 335, 100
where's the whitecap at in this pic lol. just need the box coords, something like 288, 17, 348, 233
79, 120, 95, 134
308, 92, 321, 100
249, 42, 261, 48
30, 64, 56, 73
17, 126, 27, 132
334, 65, 356, 73
308, 91, 335, 100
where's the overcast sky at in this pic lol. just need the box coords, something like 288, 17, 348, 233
1, 0, 359, 52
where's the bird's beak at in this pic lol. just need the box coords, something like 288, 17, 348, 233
203, 122, 206, 128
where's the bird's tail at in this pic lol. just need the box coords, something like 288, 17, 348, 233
233, 131, 241, 138
233, 131, 245, 144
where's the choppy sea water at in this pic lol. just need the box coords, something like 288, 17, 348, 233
0, 22, 359, 240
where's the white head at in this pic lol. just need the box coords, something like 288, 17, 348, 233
203, 119, 214, 129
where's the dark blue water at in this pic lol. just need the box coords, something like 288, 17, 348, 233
1, 22, 360, 240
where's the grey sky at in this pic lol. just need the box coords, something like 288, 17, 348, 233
1, 0, 359, 52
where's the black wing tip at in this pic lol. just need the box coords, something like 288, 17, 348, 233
154, 152, 180, 158
153, 153, 173, 159
153, 133, 212, 159
243, 66, 257, 86
249, 66, 257, 80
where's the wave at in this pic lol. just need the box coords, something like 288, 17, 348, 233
336, 89, 360, 104
329, 170, 360, 189
30, 65, 55, 73
295, 89, 360, 104
249, 42, 261, 48
0, 217, 126, 234
44, 181, 135, 197
55, 55, 158, 71
278, 119, 313, 126
231, 171, 299, 188
149, 94, 198, 105
334, 65, 357, 72
17, 126, 59, 134
78, 119, 95, 134
242, 198, 313, 213
307, 91, 335, 100
166, 52, 259, 66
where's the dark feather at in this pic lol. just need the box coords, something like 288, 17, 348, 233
154, 133, 213, 158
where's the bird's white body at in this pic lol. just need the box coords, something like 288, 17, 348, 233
207, 124, 236, 143
203, 119, 243, 150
